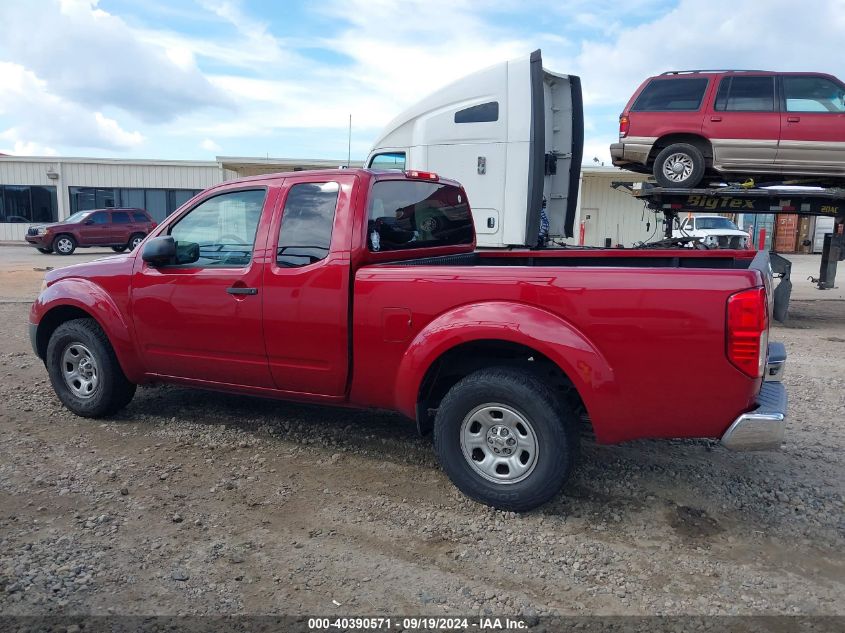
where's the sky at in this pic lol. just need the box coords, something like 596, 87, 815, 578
1, 0, 844, 164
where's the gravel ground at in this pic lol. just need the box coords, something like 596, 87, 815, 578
0, 254, 843, 618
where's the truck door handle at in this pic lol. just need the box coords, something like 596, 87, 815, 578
710, 116, 722, 122
226, 286, 258, 295
787, 116, 800, 122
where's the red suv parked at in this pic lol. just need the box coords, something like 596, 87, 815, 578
25, 208, 156, 255
610, 70, 845, 188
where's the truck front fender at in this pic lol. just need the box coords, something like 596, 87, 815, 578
393, 301, 618, 440
30, 278, 145, 383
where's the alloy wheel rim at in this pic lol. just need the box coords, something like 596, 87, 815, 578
61, 342, 99, 399
662, 153, 694, 182
57, 238, 73, 253
460, 403, 539, 484
131, 237, 142, 248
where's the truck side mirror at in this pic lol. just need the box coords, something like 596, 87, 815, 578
142, 236, 177, 266
142, 236, 200, 266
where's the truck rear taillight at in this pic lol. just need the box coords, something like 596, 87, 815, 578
619, 115, 629, 138
405, 170, 439, 181
726, 287, 768, 378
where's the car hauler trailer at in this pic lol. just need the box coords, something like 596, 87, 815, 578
366, 49, 583, 249
614, 182, 845, 320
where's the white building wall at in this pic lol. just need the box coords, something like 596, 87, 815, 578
0, 157, 230, 241
576, 169, 656, 247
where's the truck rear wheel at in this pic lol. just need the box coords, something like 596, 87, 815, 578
653, 143, 705, 188
45, 318, 136, 418
433, 367, 579, 512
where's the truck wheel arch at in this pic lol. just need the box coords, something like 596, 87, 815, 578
648, 133, 713, 167
32, 280, 145, 383
393, 302, 617, 440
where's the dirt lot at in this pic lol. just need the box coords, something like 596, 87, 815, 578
0, 246, 843, 619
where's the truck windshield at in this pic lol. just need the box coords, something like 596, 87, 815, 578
367, 180, 473, 252
64, 211, 92, 224
697, 217, 739, 230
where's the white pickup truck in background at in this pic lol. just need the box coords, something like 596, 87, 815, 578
673, 215, 751, 249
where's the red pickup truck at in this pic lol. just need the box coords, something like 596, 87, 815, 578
29, 169, 787, 511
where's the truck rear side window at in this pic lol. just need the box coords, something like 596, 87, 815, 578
631, 78, 708, 111
277, 182, 339, 267
367, 180, 473, 252
454, 101, 499, 123
369, 152, 406, 170
714, 76, 775, 112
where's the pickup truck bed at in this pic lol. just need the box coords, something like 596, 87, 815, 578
352, 249, 767, 445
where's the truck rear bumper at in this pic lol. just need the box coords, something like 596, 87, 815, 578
721, 344, 787, 451
610, 140, 652, 167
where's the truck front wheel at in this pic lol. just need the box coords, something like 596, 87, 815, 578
433, 367, 579, 512
45, 318, 136, 418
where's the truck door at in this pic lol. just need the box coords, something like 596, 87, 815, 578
130, 187, 275, 387
703, 75, 780, 169
78, 210, 110, 245
261, 174, 356, 397
110, 210, 132, 245
777, 74, 845, 174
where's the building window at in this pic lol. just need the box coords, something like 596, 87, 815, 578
69, 187, 202, 222
0, 185, 58, 223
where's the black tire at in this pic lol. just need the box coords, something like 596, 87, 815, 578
653, 143, 705, 188
36, 248, 53, 254
127, 233, 146, 251
53, 234, 77, 256
111, 245, 127, 253
45, 318, 136, 418
433, 366, 579, 512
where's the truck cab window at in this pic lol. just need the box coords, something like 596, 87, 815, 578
783, 76, 845, 113
367, 180, 473, 252
277, 182, 339, 267
454, 101, 499, 123
369, 152, 406, 171
169, 189, 265, 268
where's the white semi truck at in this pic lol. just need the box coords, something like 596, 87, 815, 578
366, 50, 583, 248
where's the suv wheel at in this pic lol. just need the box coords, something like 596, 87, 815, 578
653, 143, 705, 188
54, 235, 77, 256
433, 367, 579, 512
127, 233, 145, 251
45, 318, 136, 417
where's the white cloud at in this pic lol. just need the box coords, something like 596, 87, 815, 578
0, 0, 230, 123
0, 62, 144, 152
571, 0, 845, 108
200, 138, 222, 152
0, 139, 59, 157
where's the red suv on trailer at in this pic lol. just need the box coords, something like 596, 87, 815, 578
25, 208, 156, 255
610, 70, 845, 188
